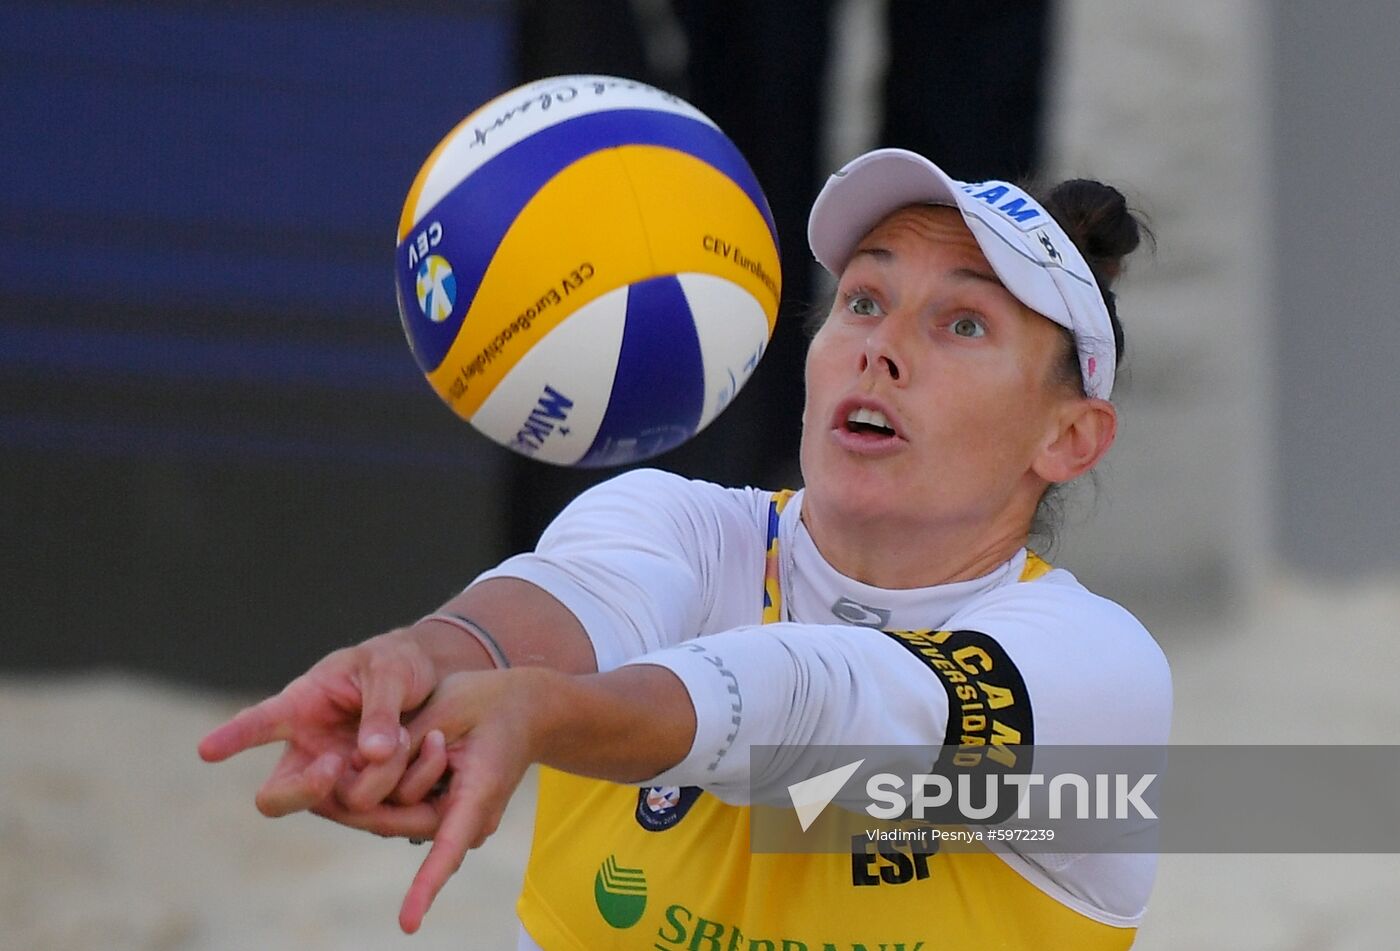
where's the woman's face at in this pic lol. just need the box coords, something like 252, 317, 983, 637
800, 204, 1082, 536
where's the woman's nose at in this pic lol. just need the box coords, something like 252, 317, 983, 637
859, 318, 907, 383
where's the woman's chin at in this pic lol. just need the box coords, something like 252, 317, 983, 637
804, 474, 904, 525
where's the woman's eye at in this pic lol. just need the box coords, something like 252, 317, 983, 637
951, 316, 986, 338
848, 294, 881, 317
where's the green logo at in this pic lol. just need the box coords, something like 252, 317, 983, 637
594, 855, 647, 929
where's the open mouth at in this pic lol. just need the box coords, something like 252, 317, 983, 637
844, 407, 897, 437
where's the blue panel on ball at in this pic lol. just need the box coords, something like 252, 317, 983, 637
576, 275, 704, 468
399, 107, 778, 373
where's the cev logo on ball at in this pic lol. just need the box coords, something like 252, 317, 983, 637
416, 254, 457, 323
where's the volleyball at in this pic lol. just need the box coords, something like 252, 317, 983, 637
394, 75, 781, 467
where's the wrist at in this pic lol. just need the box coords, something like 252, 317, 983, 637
491, 667, 576, 766
417, 611, 510, 670
523, 665, 696, 783
402, 615, 497, 675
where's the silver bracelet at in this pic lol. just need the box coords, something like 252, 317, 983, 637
419, 611, 511, 670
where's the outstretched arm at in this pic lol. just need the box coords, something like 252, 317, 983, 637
312, 616, 954, 932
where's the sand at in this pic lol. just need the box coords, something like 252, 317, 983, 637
0, 676, 531, 949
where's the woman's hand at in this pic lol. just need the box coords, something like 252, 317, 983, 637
310, 668, 549, 932
197, 629, 443, 816
198, 578, 597, 821
312, 664, 697, 933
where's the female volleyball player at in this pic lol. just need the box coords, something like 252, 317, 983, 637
201, 148, 1170, 949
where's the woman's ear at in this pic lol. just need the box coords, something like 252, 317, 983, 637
1032, 399, 1117, 484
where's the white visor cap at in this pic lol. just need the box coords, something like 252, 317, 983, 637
808, 148, 1117, 400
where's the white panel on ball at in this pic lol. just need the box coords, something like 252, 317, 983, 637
676, 273, 773, 431
469, 285, 630, 466
408, 76, 718, 232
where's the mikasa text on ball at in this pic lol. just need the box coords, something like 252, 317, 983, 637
395, 75, 781, 467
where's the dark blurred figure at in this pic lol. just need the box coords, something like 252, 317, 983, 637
881, 0, 1050, 183
516, 0, 655, 86
505, 0, 1051, 554
638, 0, 833, 490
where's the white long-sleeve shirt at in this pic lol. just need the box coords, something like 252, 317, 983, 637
477, 468, 1172, 935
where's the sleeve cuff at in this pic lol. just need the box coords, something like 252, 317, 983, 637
622, 641, 748, 789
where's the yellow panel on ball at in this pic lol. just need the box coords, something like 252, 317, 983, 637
619, 145, 782, 332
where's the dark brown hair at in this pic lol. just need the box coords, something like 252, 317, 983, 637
1032, 178, 1148, 394
1029, 178, 1149, 546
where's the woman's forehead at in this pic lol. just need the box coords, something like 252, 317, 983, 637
850, 204, 993, 271
858, 204, 982, 251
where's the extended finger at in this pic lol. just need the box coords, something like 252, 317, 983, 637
198, 692, 298, 762
337, 727, 412, 812
392, 730, 448, 806
398, 748, 515, 934
398, 788, 478, 934
255, 750, 344, 817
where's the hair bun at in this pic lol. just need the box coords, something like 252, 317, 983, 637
1041, 179, 1143, 286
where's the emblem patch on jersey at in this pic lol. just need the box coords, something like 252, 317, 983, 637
635, 784, 704, 831
594, 854, 647, 929
831, 597, 890, 628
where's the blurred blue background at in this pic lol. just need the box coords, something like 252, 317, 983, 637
1, 1, 516, 686
1, 1, 510, 453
